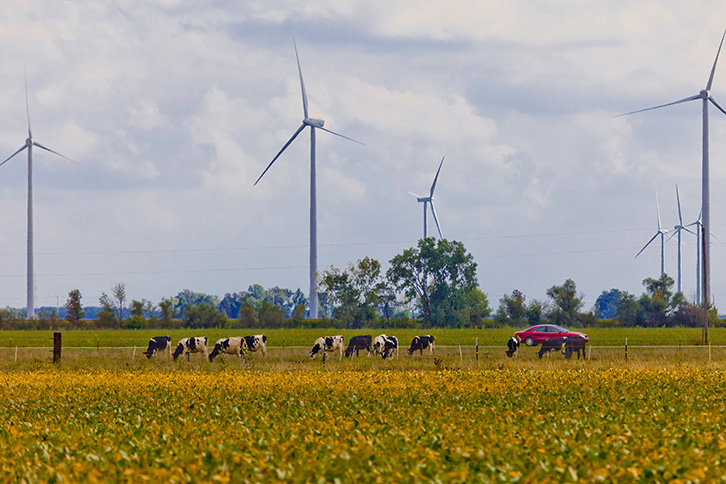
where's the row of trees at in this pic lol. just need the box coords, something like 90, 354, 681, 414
594, 274, 718, 327
1, 237, 719, 329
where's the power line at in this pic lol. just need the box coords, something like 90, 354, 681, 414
0, 226, 658, 258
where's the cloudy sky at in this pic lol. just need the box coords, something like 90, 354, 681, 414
2, 1, 726, 313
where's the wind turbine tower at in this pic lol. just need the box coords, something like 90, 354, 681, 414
254, 40, 363, 319
669, 185, 695, 293
0, 74, 75, 319
635, 193, 668, 277
409, 156, 445, 239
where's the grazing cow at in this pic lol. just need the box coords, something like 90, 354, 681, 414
209, 337, 247, 362
242, 335, 267, 357
172, 337, 208, 361
564, 335, 588, 360
344, 335, 372, 358
309, 335, 344, 359
372, 334, 399, 359
408, 335, 435, 355
144, 335, 172, 359
537, 337, 567, 359
506, 335, 520, 358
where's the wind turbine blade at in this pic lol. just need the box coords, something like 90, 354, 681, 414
24, 64, 31, 139
0, 145, 28, 167
613, 94, 701, 118
707, 29, 726, 91
32, 141, 80, 165
656, 192, 662, 231
293, 39, 309, 120
682, 226, 697, 236
665, 230, 678, 244
635, 233, 659, 259
430, 156, 445, 197
253, 124, 306, 186
676, 184, 683, 225
408, 191, 422, 198
709, 96, 726, 117
430, 201, 443, 239
316, 126, 365, 145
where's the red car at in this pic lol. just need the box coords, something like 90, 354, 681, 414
514, 324, 589, 347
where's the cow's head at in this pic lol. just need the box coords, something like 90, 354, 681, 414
172, 341, 185, 361
309, 339, 323, 358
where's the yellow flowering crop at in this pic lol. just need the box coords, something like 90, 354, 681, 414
0, 368, 724, 482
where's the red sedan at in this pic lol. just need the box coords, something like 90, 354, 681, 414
514, 324, 589, 347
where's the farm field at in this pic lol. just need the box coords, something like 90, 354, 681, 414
0, 327, 724, 370
1, 368, 725, 482
0, 326, 721, 348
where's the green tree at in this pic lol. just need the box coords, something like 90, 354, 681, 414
257, 300, 285, 328
319, 257, 385, 328
159, 298, 175, 324
495, 290, 527, 326
124, 299, 147, 329
614, 291, 639, 326
97, 292, 118, 327
112, 283, 127, 321
64, 289, 85, 326
173, 290, 218, 316
238, 296, 257, 328
638, 274, 685, 327
546, 279, 584, 327
387, 238, 480, 327
183, 302, 227, 329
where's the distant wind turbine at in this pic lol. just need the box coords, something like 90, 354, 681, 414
666, 185, 695, 293
635, 193, 668, 277
0, 72, 76, 319
253, 40, 363, 319
617, 29, 726, 317
409, 156, 445, 239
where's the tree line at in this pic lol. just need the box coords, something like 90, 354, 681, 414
0, 238, 720, 330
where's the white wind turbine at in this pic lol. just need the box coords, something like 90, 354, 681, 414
617, 29, 726, 315
0, 74, 76, 319
409, 156, 445, 239
667, 185, 695, 293
254, 40, 363, 319
635, 193, 668, 277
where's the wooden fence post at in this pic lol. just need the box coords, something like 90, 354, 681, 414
53, 332, 62, 364
475, 338, 479, 361
625, 338, 628, 363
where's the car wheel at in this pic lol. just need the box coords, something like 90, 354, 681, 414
524, 337, 535, 347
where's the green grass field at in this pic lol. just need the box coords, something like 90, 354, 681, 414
0, 326, 717, 348
0, 327, 723, 371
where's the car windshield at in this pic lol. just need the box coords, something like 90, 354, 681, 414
553, 325, 569, 332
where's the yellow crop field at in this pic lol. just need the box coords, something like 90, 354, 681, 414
1, 368, 725, 482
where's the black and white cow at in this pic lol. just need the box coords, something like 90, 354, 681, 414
172, 337, 209, 361
344, 335, 372, 358
209, 337, 247, 362
309, 335, 344, 359
506, 335, 520, 358
563, 335, 587, 360
242, 335, 267, 357
407, 335, 435, 355
372, 334, 399, 359
144, 335, 172, 359
537, 337, 567, 359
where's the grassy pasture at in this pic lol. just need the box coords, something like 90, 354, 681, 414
0, 326, 718, 348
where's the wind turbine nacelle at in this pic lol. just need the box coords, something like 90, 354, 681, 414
306, 118, 325, 128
